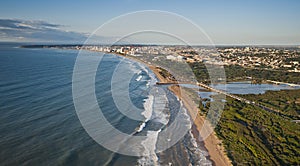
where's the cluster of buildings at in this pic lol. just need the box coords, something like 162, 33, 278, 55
73, 45, 137, 56
62, 45, 300, 72
217, 47, 300, 72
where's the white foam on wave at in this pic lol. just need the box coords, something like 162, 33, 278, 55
151, 90, 169, 125
179, 102, 212, 165
139, 63, 149, 74
145, 72, 156, 88
127, 61, 171, 165
138, 130, 161, 166
186, 128, 212, 165
136, 75, 143, 81
129, 62, 157, 88
136, 88, 169, 165
148, 72, 158, 85
136, 122, 146, 133
135, 95, 154, 133
146, 81, 150, 88
126, 60, 140, 74
142, 95, 154, 121
140, 63, 158, 85
181, 107, 192, 128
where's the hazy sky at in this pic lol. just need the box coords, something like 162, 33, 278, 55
1, 0, 300, 44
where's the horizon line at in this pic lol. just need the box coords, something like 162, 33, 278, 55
1, 41, 300, 47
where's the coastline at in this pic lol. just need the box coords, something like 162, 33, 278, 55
17, 45, 300, 165
115, 53, 231, 166
168, 85, 231, 166
27, 46, 231, 165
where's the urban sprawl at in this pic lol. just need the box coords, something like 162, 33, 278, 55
49, 45, 300, 72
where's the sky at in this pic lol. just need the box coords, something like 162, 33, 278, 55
0, 0, 300, 45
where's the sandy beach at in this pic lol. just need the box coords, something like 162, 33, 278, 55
111, 53, 231, 166
168, 85, 231, 166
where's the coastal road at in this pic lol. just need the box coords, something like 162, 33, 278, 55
157, 81, 297, 119
196, 82, 299, 119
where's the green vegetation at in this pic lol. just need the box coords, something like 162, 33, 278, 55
210, 90, 300, 165
224, 65, 300, 84
190, 61, 300, 165
165, 61, 300, 165
189, 62, 300, 84
241, 89, 300, 120
188, 62, 209, 82
157, 66, 176, 81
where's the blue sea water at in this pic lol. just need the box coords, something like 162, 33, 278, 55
0, 43, 210, 166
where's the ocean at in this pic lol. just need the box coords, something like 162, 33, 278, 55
0, 43, 211, 166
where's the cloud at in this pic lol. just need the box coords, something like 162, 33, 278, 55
0, 19, 88, 42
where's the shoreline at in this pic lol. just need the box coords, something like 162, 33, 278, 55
114, 53, 231, 166
31, 47, 231, 165
168, 85, 231, 166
